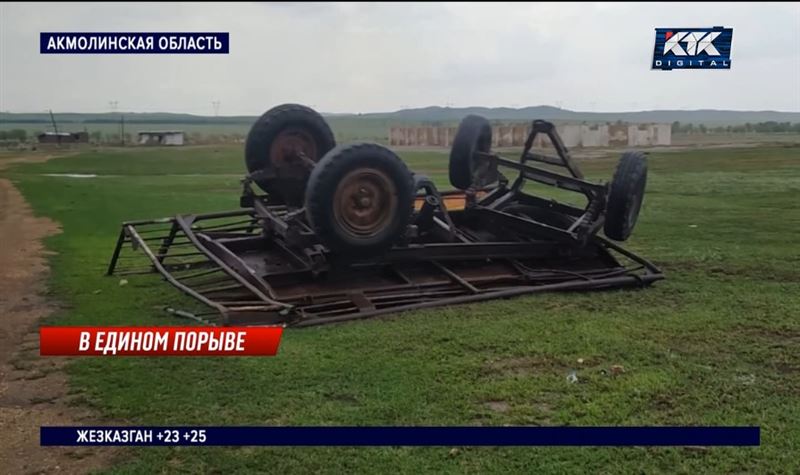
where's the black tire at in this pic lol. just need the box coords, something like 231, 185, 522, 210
604, 151, 648, 241
499, 203, 575, 229
245, 104, 336, 205
305, 143, 414, 255
449, 115, 493, 189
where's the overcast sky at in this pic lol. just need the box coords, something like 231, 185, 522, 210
1, 2, 798, 115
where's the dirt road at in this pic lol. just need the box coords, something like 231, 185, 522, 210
0, 154, 116, 474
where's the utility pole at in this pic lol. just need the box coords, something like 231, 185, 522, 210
109, 101, 121, 145
48, 109, 59, 134
212, 100, 220, 117
48, 109, 60, 146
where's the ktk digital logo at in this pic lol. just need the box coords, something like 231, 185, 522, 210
652, 27, 733, 70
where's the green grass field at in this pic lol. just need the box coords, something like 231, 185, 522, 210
4, 143, 800, 473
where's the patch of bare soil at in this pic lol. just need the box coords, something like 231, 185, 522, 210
0, 155, 118, 474
481, 356, 569, 378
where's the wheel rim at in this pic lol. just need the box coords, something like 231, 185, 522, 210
268, 127, 318, 178
333, 168, 397, 238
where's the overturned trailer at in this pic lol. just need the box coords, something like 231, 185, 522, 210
108, 105, 663, 327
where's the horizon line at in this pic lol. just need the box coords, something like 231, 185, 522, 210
2, 106, 799, 117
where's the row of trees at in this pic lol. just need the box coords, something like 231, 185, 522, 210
0, 130, 249, 146
672, 121, 800, 134
0, 129, 28, 141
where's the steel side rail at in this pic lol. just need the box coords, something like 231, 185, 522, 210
293, 272, 663, 327
122, 223, 230, 322
173, 215, 293, 312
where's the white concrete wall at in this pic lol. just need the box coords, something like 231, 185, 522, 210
580, 125, 609, 147
388, 123, 670, 148
627, 125, 670, 146
654, 124, 671, 145
138, 132, 184, 146
558, 125, 582, 147
627, 126, 652, 146
164, 133, 184, 146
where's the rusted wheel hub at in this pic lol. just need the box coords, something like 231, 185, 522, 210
333, 168, 397, 237
268, 127, 318, 178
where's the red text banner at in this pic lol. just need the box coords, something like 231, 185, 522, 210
40, 327, 283, 356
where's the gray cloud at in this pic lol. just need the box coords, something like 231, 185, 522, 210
1, 2, 798, 114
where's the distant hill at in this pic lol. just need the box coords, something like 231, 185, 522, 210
2, 107, 798, 126
359, 106, 800, 125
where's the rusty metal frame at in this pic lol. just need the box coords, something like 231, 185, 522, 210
108, 200, 663, 327
471, 119, 616, 245
107, 119, 663, 327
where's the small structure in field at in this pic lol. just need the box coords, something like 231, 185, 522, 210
37, 131, 89, 144
137, 130, 185, 146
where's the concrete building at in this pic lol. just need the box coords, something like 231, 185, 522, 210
37, 131, 89, 144
579, 125, 610, 147
137, 130, 185, 146
627, 124, 671, 146
388, 122, 671, 148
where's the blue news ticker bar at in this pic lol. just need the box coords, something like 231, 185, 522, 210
41, 426, 760, 447
40, 32, 229, 54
